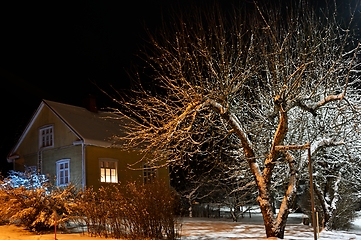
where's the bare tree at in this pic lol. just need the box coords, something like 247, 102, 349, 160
107, 1, 360, 238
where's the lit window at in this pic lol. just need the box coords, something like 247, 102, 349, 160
143, 163, 157, 184
56, 159, 70, 186
100, 159, 118, 183
39, 125, 54, 148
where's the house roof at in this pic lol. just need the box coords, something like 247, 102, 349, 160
8, 99, 127, 160
43, 99, 126, 147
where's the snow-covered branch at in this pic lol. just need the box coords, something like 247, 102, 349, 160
300, 139, 344, 170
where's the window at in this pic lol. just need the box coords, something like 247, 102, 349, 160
39, 125, 54, 148
100, 159, 118, 183
56, 159, 70, 186
143, 163, 157, 184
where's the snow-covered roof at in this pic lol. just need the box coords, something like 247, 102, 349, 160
43, 99, 125, 147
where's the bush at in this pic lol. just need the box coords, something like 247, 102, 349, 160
74, 179, 180, 239
122, 180, 180, 239
0, 169, 180, 239
0, 169, 77, 232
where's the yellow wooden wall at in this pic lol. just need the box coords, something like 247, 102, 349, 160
85, 146, 169, 190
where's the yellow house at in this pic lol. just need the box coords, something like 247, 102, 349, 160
6, 99, 168, 190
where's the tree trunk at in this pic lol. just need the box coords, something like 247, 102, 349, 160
188, 201, 193, 218
256, 180, 290, 238
256, 152, 299, 239
210, 100, 292, 238
258, 191, 279, 237
256, 184, 295, 238
314, 181, 332, 229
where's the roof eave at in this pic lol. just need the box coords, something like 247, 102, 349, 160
7, 154, 19, 163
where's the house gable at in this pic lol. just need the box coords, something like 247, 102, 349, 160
7, 102, 81, 172
22, 104, 81, 152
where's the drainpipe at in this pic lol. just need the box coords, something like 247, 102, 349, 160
82, 142, 86, 190
73, 140, 86, 190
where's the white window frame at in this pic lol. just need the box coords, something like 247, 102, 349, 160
39, 125, 54, 149
99, 158, 118, 183
56, 159, 70, 186
143, 163, 157, 184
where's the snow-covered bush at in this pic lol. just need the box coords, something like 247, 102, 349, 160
1, 166, 49, 190
0, 169, 78, 232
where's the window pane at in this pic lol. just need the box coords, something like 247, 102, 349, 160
100, 168, 105, 182
57, 160, 70, 186
100, 161, 117, 183
40, 126, 54, 147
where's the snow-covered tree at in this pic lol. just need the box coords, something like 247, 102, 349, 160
313, 147, 361, 230
287, 82, 361, 230
106, 1, 360, 238
300, 106, 361, 230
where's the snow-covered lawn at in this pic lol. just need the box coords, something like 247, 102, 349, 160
0, 224, 99, 240
180, 212, 361, 239
0, 213, 360, 240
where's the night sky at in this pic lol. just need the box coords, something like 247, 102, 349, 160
1, 0, 227, 175
0, 0, 359, 175
0, 0, 180, 174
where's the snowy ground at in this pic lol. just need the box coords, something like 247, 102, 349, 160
0, 213, 360, 240
179, 212, 361, 239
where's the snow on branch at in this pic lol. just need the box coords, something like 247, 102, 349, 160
299, 138, 344, 169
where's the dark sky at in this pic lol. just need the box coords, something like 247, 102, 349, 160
0, 0, 358, 175
1, 0, 230, 175
0, 0, 180, 174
